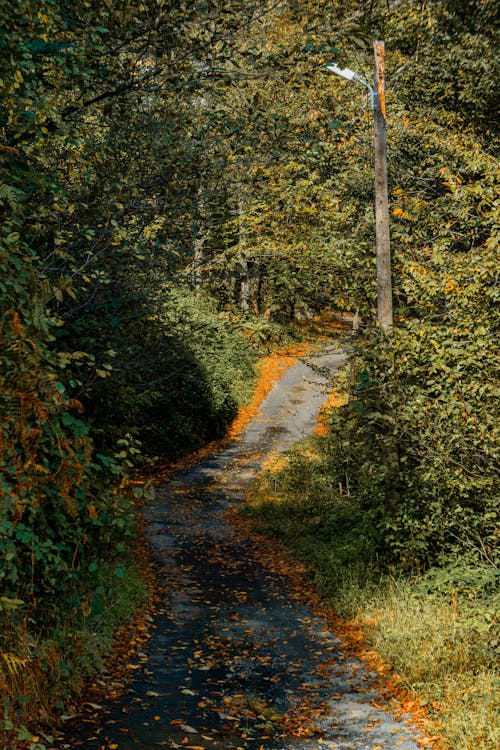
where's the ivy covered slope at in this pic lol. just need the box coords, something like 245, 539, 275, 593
0, 0, 261, 740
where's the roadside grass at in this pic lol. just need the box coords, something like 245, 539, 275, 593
244, 440, 500, 750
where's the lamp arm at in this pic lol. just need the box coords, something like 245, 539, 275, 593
352, 75, 375, 108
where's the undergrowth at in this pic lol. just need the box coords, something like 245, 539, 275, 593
0, 470, 148, 750
0, 549, 146, 750
245, 437, 500, 749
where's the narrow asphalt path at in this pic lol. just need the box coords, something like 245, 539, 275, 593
65, 347, 421, 750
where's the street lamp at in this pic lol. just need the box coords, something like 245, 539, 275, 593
324, 63, 375, 108
325, 42, 393, 333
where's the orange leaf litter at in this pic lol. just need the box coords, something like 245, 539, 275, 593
227, 342, 314, 440
314, 388, 348, 437
86, 332, 446, 749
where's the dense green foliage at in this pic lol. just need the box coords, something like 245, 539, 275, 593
215, 0, 500, 569
85, 288, 256, 459
322, 0, 499, 566
0, 0, 498, 745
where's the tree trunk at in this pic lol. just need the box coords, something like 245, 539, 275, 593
238, 195, 259, 313
192, 185, 206, 293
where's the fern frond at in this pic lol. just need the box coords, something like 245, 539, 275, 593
0, 182, 19, 209
0, 651, 27, 676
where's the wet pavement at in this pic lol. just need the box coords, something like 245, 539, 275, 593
64, 348, 421, 750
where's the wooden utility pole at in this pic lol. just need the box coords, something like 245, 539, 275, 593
373, 44, 399, 516
373, 41, 393, 333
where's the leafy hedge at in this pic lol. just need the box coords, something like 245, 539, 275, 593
80, 287, 257, 461
332, 323, 499, 568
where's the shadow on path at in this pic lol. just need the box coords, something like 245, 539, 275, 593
64, 348, 421, 750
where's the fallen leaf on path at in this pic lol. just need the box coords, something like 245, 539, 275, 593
180, 724, 198, 733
